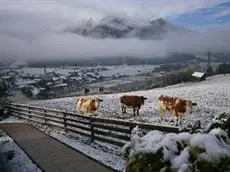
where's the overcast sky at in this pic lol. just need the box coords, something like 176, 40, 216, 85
0, 0, 230, 61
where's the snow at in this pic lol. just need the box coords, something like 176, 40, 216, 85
15, 78, 37, 87
30, 74, 230, 129
123, 127, 230, 172
1, 76, 12, 79
32, 87, 40, 96
87, 79, 133, 88
209, 128, 230, 144
0, 116, 25, 124
0, 130, 41, 172
190, 134, 230, 163
21, 67, 75, 75
54, 83, 68, 87
99, 65, 157, 77
171, 147, 190, 172
192, 72, 205, 78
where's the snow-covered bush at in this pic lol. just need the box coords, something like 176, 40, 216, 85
122, 127, 230, 172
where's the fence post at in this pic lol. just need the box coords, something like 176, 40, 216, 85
44, 110, 47, 125
63, 111, 67, 132
28, 107, 31, 118
4, 103, 12, 116
90, 118, 94, 142
129, 124, 134, 139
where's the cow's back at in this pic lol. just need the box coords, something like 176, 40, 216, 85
77, 98, 87, 112
77, 98, 100, 114
88, 99, 100, 112
120, 95, 141, 107
159, 96, 176, 111
174, 98, 187, 114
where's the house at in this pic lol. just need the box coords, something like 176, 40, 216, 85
192, 72, 207, 81
52, 77, 66, 85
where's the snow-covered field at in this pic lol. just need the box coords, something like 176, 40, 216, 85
99, 65, 157, 76
17, 65, 156, 77
0, 117, 126, 171
30, 74, 230, 129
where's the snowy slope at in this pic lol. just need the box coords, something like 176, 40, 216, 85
30, 74, 230, 129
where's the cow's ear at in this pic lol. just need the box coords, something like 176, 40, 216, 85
144, 97, 147, 100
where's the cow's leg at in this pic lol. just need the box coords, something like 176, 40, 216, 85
177, 115, 183, 126
173, 111, 179, 125
160, 106, 166, 120
136, 108, 139, 116
179, 116, 182, 125
179, 113, 187, 125
121, 106, 124, 114
124, 107, 127, 114
77, 108, 82, 115
176, 115, 179, 125
133, 108, 136, 116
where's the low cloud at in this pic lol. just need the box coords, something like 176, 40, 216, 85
0, 0, 230, 62
1, 29, 230, 62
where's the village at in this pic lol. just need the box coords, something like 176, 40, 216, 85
0, 64, 143, 101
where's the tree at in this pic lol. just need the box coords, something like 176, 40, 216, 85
206, 66, 213, 76
216, 63, 230, 75
0, 81, 9, 113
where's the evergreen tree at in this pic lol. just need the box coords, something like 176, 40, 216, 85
206, 66, 213, 76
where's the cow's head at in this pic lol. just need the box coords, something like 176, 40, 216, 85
140, 96, 147, 104
96, 98, 103, 102
158, 95, 164, 101
186, 101, 197, 113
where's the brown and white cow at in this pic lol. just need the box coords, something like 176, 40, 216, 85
159, 95, 197, 125
120, 95, 147, 116
76, 97, 103, 115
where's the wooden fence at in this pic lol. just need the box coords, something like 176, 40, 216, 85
5, 103, 179, 147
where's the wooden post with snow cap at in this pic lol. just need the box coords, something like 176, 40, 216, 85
63, 110, 67, 132
44, 109, 47, 125
90, 117, 95, 142
28, 106, 32, 118
129, 123, 135, 139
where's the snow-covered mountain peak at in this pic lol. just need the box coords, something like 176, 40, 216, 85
68, 16, 191, 39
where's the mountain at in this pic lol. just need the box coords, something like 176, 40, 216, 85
68, 16, 190, 39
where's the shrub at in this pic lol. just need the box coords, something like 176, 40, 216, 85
122, 126, 230, 172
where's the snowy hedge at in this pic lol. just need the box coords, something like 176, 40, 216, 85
122, 126, 230, 172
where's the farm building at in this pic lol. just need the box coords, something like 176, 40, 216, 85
192, 72, 207, 81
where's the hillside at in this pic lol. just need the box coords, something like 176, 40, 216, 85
29, 74, 230, 129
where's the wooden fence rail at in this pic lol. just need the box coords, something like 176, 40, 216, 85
5, 103, 179, 147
